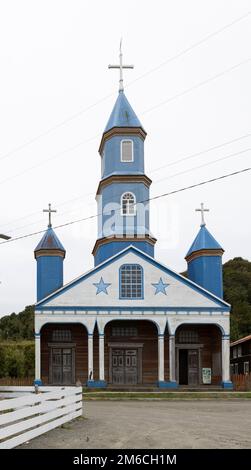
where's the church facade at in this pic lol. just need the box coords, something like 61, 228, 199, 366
34, 52, 232, 389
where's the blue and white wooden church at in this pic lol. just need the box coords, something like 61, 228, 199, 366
34, 47, 232, 389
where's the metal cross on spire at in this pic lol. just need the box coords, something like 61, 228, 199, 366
108, 39, 134, 92
43, 203, 57, 228
196, 203, 209, 227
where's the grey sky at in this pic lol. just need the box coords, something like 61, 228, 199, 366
0, 0, 251, 316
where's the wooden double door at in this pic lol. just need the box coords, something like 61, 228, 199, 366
111, 349, 139, 385
50, 347, 75, 385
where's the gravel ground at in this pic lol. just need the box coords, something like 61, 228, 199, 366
19, 400, 251, 449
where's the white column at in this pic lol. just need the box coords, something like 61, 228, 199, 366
35, 333, 41, 382
88, 334, 94, 381
169, 335, 176, 382
222, 335, 230, 382
158, 334, 165, 382
99, 333, 105, 381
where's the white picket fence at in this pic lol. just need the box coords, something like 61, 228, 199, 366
0, 386, 83, 449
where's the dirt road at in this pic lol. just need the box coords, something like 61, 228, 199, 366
20, 400, 251, 449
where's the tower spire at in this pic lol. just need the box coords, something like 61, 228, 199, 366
195, 202, 209, 227
108, 39, 134, 92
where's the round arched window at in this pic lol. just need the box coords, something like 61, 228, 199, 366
121, 192, 136, 216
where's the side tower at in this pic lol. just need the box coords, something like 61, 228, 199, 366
185, 203, 224, 298
92, 45, 156, 266
34, 204, 65, 301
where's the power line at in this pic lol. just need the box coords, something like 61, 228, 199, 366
154, 147, 251, 184
0, 166, 250, 246
0, 10, 250, 164
1, 131, 251, 233
149, 131, 251, 174
0, 135, 99, 186
126, 11, 251, 88
1, 57, 250, 189
143, 58, 251, 115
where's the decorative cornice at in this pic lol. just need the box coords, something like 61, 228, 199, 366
34, 249, 66, 260
92, 234, 157, 256
96, 174, 152, 196
185, 248, 224, 263
99, 126, 146, 155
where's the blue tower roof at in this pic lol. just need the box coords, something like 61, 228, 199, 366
104, 91, 144, 133
35, 227, 65, 252
186, 225, 223, 257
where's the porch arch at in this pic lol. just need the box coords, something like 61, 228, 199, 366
39, 322, 88, 385
174, 323, 223, 386
103, 319, 159, 385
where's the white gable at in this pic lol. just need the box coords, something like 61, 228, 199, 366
40, 250, 225, 309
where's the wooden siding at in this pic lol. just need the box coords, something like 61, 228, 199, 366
41, 321, 222, 386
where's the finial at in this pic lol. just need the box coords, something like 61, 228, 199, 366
108, 39, 134, 92
195, 203, 209, 227
43, 203, 57, 228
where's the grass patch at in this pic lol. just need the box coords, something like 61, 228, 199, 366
82, 391, 251, 400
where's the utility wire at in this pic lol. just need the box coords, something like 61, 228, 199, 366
1, 132, 251, 233
0, 57, 250, 189
0, 10, 250, 164
143, 58, 251, 115
154, 147, 251, 184
0, 166, 250, 246
149, 131, 251, 174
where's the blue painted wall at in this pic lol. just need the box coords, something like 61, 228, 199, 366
94, 240, 154, 266
187, 255, 223, 298
37, 256, 64, 301
101, 135, 145, 179
97, 182, 150, 239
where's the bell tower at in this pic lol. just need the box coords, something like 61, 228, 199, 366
92, 44, 156, 266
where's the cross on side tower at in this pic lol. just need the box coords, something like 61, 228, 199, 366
43, 203, 57, 228
108, 39, 134, 92
195, 202, 209, 227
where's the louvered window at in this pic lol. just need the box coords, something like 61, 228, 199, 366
121, 140, 133, 162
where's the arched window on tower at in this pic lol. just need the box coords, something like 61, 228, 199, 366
121, 192, 136, 216
121, 140, 133, 162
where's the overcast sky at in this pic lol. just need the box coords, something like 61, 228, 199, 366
0, 0, 250, 317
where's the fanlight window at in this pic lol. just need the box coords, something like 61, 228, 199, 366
120, 264, 143, 299
52, 330, 72, 342
178, 330, 199, 344
121, 140, 133, 162
112, 327, 138, 337
121, 192, 136, 216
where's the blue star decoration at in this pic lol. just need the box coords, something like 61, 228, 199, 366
93, 277, 111, 295
152, 277, 169, 295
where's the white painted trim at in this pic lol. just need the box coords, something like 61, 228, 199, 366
99, 335, 105, 381
158, 335, 164, 381
35, 334, 41, 382
222, 336, 230, 382
169, 335, 176, 382
88, 335, 93, 381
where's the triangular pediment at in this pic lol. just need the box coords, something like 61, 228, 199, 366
36, 246, 229, 311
